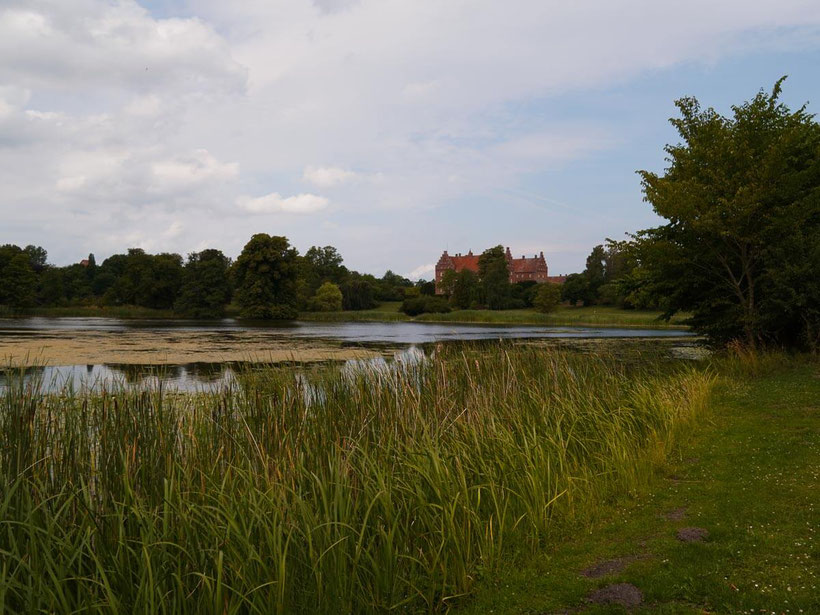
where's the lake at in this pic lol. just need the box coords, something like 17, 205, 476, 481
0, 317, 695, 392
0, 317, 690, 343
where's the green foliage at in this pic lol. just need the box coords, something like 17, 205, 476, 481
583, 244, 606, 302
438, 269, 458, 296
308, 281, 343, 312
174, 249, 233, 318
377, 270, 414, 301
37, 267, 66, 306
299, 245, 348, 304
400, 295, 451, 315
561, 273, 588, 306
450, 269, 481, 309
637, 77, 820, 349
233, 234, 299, 320
478, 245, 511, 310
511, 280, 539, 307
416, 280, 436, 296
23, 245, 48, 273
102, 249, 184, 310
341, 279, 379, 310
532, 282, 562, 313
0, 252, 37, 308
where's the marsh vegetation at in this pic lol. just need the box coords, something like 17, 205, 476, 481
0, 344, 712, 613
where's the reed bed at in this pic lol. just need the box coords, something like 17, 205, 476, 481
0, 345, 713, 614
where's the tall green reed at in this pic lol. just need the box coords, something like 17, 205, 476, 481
0, 345, 713, 613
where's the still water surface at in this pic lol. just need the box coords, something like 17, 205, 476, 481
0, 317, 690, 343
0, 318, 693, 392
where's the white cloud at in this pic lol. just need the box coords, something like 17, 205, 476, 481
125, 94, 162, 117
2, 0, 820, 272
407, 263, 435, 280
303, 165, 358, 187
238, 192, 329, 214
0, 1, 246, 95
151, 149, 239, 190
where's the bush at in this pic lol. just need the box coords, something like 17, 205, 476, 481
401, 296, 451, 316
308, 282, 343, 312
533, 282, 562, 313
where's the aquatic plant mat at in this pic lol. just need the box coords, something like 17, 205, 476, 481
0, 344, 716, 613
0, 327, 381, 366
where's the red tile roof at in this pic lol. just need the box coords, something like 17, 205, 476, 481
510, 257, 544, 273
449, 254, 480, 273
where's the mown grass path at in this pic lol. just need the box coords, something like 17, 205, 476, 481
459, 361, 819, 614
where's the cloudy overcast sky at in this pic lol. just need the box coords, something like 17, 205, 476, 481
2, 0, 820, 278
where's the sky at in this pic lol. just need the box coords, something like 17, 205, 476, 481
2, 1, 820, 279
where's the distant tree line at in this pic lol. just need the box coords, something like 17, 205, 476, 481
0, 235, 426, 320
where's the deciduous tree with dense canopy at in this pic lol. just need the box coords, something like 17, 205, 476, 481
478, 245, 511, 310
233, 234, 300, 320
175, 249, 233, 319
638, 78, 820, 349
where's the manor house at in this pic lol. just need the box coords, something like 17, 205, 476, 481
435, 247, 566, 294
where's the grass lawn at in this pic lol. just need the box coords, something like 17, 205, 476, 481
456, 358, 820, 614
303, 303, 689, 328
417, 305, 689, 328
299, 300, 410, 321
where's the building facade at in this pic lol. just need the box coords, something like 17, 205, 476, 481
435, 247, 566, 294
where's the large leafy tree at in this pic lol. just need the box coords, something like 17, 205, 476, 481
340, 278, 378, 310
233, 234, 299, 320
0, 252, 37, 308
561, 273, 588, 306
638, 78, 820, 349
478, 245, 510, 310
450, 269, 480, 309
103, 249, 183, 309
175, 249, 233, 318
302, 246, 347, 287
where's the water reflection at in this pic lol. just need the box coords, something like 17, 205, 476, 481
0, 362, 235, 393
0, 317, 691, 344
0, 348, 425, 394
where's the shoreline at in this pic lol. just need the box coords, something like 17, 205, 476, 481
3, 304, 691, 331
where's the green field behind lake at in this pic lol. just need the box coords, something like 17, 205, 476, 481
13, 302, 690, 329
301, 303, 691, 328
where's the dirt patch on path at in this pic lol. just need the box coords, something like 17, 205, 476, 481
581, 558, 631, 578
586, 583, 643, 608
676, 527, 709, 543
0, 329, 382, 366
664, 506, 688, 521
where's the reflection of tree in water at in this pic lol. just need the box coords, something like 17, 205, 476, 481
0, 365, 46, 390
183, 362, 228, 383
105, 364, 183, 385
